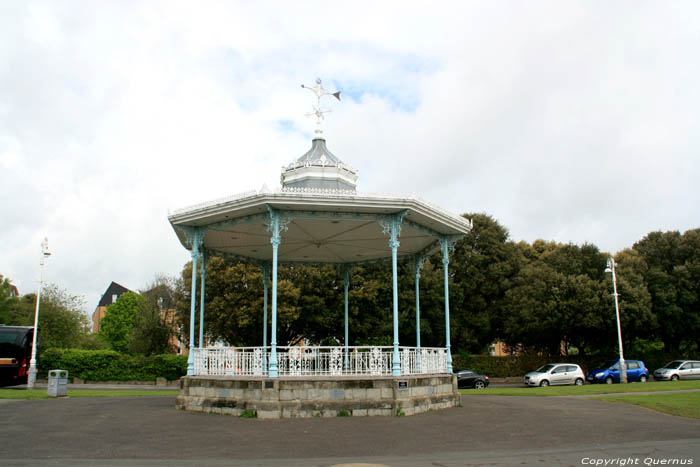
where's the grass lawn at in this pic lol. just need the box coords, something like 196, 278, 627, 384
0, 389, 178, 400
598, 392, 700, 419
459, 380, 700, 397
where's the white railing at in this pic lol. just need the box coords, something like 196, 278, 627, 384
194, 346, 267, 376
192, 346, 448, 377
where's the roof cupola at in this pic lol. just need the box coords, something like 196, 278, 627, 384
281, 79, 358, 191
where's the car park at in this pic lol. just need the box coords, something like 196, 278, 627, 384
653, 360, 700, 381
523, 363, 585, 387
454, 369, 489, 389
586, 359, 649, 384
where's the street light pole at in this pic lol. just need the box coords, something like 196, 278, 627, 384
27, 237, 51, 390
605, 258, 627, 384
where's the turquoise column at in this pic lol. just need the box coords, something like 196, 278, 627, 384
266, 207, 288, 378
186, 227, 203, 376
198, 250, 206, 349
414, 255, 426, 348
270, 226, 280, 377
343, 265, 350, 370
440, 236, 458, 374
262, 262, 270, 348
383, 213, 405, 377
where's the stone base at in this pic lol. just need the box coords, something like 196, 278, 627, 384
176, 374, 460, 418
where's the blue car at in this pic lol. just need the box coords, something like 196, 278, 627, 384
586, 359, 649, 384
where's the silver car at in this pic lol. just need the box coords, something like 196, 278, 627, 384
653, 360, 700, 381
524, 363, 585, 387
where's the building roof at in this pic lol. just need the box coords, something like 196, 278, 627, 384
281, 137, 358, 191
168, 187, 471, 265
169, 90, 471, 264
96, 281, 131, 308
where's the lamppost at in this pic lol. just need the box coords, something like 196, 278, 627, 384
27, 237, 51, 390
605, 257, 627, 384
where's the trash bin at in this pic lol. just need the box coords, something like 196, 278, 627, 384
47, 369, 68, 397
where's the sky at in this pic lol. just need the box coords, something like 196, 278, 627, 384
1, 1, 699, 313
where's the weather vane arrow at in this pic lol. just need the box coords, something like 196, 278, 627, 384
301, 78, 341, 138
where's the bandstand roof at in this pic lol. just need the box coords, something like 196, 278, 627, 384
168, 188, 471, 265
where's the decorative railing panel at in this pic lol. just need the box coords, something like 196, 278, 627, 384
193, 346, 447, 377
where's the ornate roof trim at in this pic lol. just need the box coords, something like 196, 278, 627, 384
168, 186, 471, 232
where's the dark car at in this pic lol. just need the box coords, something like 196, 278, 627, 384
0, 326, 35, 387
455, 369, 489, 389
586, 359, 649, 384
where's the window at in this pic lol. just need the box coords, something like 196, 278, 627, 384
626, 361, 640, 369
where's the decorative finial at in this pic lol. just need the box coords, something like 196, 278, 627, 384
40, 237, 51, 265
301, 78, 341, 138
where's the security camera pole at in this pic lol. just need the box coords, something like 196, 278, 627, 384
605, 258, 627, 384
27, 237, 51, 390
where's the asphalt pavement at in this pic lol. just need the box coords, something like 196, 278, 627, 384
1, 388, 698, 466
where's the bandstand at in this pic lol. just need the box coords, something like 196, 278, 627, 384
169, 80, 472, 418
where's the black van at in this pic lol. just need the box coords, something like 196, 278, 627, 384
0, 326, 35, 387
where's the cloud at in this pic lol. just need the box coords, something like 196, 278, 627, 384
1, 1, 699, 312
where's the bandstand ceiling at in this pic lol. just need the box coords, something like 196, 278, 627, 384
168, 190, 471, 265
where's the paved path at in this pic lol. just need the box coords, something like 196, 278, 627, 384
0, 394, 698, 466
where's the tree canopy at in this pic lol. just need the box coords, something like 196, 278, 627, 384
172, 220, 700, 360
0, 280, 98, 350
100, 289, 171, 356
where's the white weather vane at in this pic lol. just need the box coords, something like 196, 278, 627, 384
301, 78, 341, 137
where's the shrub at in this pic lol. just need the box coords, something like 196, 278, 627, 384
38, 348, 187, 381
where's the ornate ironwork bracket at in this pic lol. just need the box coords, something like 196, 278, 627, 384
265, 206, 292, 246
413, 253, 429, 280
182, 226, 206, 259
439, 235, 461, 266
379, 210, 408, 249
342, 264, 351, 288
258, 260, 271, 275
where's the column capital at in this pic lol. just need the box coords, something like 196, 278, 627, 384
343, 264, 351, 288
266, 206, 291, 246
380, 210, 407, 251
440, 235, 460, 265
183, 226, 205, 259
414, 254, 428, 279
259, 260, 271, 276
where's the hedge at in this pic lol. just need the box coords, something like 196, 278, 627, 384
38, 349, 187, 382
37, 348, 690, 381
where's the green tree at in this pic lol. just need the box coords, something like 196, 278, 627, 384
5, 284, 93, 350
501, 261, 568, 355
100, 286, 171, 356
100, 292, 141, 353
36, 285, 92, 349
128, 301, 171, 356
6, 294, 35, 326
0, 275, 16, 324
136, 274, 177, 355
450, 213, 523, 353
174, 255, 423, 348
634, 229, 700, 353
